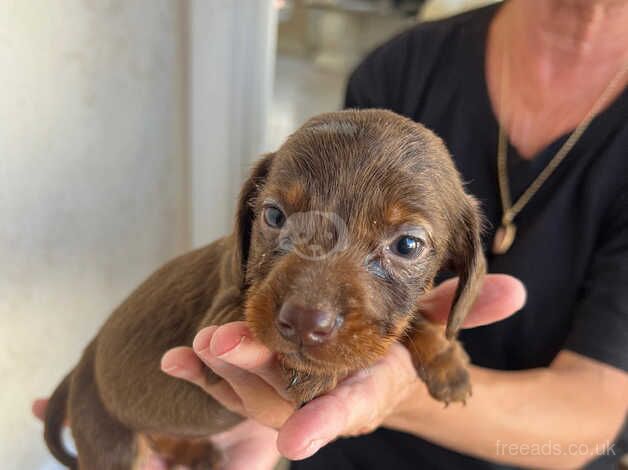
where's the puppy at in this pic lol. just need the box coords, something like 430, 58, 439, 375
44, 109, 485, 469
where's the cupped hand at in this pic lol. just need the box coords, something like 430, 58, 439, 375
161, 274, 526, 460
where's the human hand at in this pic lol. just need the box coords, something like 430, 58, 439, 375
162, 274, 526, 460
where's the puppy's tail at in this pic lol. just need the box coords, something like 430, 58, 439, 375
44, 372, 78, 469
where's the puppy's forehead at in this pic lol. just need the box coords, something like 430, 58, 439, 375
303, 119, 361, 136
265, 110, 451, 222
276, 110, 447, 174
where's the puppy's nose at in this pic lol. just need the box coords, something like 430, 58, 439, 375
276, 302, 338, 345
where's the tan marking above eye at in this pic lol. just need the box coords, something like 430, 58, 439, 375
283, 183, 305, 207
384, 203, 406, 226
383, 203, 431, 230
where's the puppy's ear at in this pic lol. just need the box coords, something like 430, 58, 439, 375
233, 153, 275, 285
445, 195, 486, 339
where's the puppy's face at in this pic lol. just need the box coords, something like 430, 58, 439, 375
237, 110, 483, 375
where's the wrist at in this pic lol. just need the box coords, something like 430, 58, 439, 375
383, 378, 429, 432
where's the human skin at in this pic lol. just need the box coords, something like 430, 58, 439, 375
486, 0, 628, 159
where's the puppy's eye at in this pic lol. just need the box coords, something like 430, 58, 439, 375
263, 206, 286, 229
390, 235, 423, 258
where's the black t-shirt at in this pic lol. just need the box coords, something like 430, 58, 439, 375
291, 4, 628, 469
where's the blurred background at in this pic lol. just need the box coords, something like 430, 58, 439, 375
0, 0, 497, 468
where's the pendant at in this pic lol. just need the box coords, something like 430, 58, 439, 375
492, 222, 517, 255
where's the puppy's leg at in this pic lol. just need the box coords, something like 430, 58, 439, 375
69, 343, 136, 470
404, 316, 471, 405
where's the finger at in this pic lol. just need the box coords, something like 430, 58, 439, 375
220, 432, 280, 470
193, 346, 294, 428
161, 344, 245, 414
194, 323, 285, 394
32, 398, 49, 422
33, 398, 70, 426
421, 274, 526, 327
190, 326, 293, 427
277, 393, 349, 460
277, 344, 416, 460
141, 455, 168, 470
212, 420, 280, 470
161, 328, 291, 423
161, 345, 210, 386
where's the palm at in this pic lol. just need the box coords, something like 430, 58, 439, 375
210, 419, 280, 470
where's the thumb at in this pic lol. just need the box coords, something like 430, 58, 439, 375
421, 274, 526, 328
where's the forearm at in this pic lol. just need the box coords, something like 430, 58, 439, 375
384, 352, 627, 468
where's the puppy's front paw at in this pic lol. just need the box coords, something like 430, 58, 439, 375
282, 367, 337, 407
421, 343, 471, 405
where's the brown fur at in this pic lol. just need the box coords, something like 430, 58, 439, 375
44, 109, 485, 468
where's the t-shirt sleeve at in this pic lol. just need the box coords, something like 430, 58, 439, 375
564, 188, 628, 371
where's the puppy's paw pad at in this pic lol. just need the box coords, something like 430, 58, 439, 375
423, 345, 471, 405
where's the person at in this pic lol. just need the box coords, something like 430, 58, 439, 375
35, 0, 628, 468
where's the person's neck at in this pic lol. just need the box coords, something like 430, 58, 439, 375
506, 0, 628, 78
486, 0, 628, 159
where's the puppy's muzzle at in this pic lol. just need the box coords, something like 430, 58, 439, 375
276, 301, 341, 346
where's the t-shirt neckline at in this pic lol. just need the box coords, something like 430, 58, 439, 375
465, 3, 628, 167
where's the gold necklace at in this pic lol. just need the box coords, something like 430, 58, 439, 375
492, 60, 628, 255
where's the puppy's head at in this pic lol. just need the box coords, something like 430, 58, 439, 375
235, 109, 485, 374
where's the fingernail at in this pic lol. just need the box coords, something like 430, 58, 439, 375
162, 365, 193, 380
299, 439, 325, 457
211, 333, 246, 357
192, 326, 218, 354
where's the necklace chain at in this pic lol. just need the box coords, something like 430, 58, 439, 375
496, 58, 628, 227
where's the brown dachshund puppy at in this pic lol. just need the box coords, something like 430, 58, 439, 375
44, 109, 485, 469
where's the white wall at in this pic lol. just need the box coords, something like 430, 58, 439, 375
0, 1, 277, 467
0, 2, 185, 468
189, 1, 277, 246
